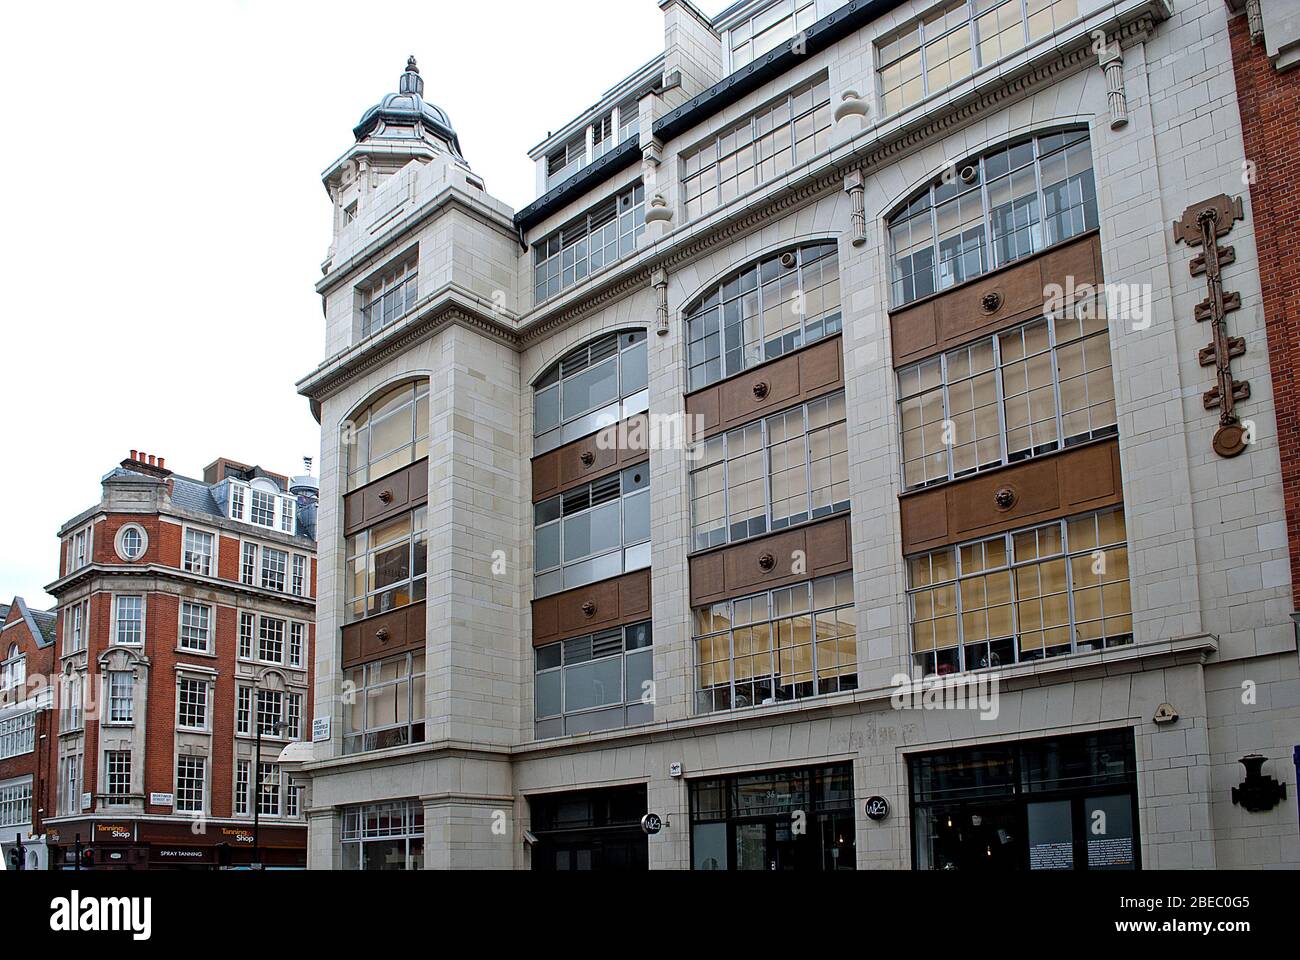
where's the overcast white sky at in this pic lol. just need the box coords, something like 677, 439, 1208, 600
0, 0, 732, 609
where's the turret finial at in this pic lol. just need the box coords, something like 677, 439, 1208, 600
399, 55, 424, 97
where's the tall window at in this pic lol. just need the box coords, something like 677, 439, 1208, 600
177, 677, 208, 730
340, 799, 424, 870
727, 0, 818, 70
878, 0, 1079, 116
238, 612, 255, 660
258, 619, 285, 663
114, 596, 143, 645
60, 751, 83, 815
898, 306, 1116, 489
345, 507, 427, 623
256, 762, 280, 816
105, 750, 132, 803
888, 129, 1097, 306
694, 573, 857, 714
686, 243, 840, 391
908, 508, 1131, 676
179, 602, 212, 653
107, 671, 134, 723
690, 392, 848, 550
261, 547, 287, 592
289, 622, 306, 669
344, 380, 430, 492
683, 79, 832, 221
535, 621, 653, 739
68, 526, 91, 573
235, 759, 251, 816
0, 712, 35, 759
292, 554, 307, 596
175, 756, 205, 814
241, 542, 257, 585
183, 528, 214, 576
534, 465, 650, 598
63, 601, 87, 655
533, 184, 646, 305
360, 255, 419, 338
533, 330, 648, 455
344, 652, 426, 754
61, 674, 82, 731
235, 685, 301, 740
1, 643, 24, 694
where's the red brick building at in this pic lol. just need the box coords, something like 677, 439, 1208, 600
0, 598, 57, 870
41, 451, 317, 869
1228, 1, 1300, 630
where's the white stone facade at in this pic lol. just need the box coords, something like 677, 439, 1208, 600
298, 0, 1300, 870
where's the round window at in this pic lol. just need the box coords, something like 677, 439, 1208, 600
116, 524, 147, 561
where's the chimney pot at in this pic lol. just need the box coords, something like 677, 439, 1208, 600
130, 449, 138, 460
158, 458, 165, 469
148, 455, 156, 465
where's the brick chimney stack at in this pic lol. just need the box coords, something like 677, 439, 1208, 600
121, 449, 173, 479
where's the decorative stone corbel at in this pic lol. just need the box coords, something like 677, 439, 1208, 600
833, 89, 870, 138
1244, 0, 1263, 44
652, 268, 669, 337
844, 170, 866, 247
1099, 46, 1128, 130
642, 139, 663, 170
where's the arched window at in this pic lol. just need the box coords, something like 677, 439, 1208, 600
1, 643, 24, 694
685, 242, 841, 391
888, 128, 1098, 307
533, 330, 648, 455
345, 380, 430, 491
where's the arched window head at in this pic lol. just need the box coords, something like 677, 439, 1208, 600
685, 242, 841, 392
6, 644, 16, 661
533, 330, 648, 456
344, 380, 430, 492
887, 128, 1098, 307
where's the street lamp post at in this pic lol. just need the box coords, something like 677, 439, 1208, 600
251, 705, 289, 870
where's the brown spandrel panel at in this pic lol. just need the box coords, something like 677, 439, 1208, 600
890, 231, 1103, 368
899, 438, 1123, 554
531, 413, 651, 502
686, 334, 845, 440
531, 568, 653, 648
342, 458, 430, 536
341, 600, 426, 670
689, 514, 853, 607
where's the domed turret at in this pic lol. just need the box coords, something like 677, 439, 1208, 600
353, 56, 463, 160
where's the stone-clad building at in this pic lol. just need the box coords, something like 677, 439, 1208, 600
297, 0, 1300, 870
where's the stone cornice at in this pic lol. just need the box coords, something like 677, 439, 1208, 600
44, 563, 316, 612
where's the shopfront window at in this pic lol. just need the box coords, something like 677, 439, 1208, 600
528, 785, 648, 871
909, 729, 1138, 871
690, 763, 856, 870
340, 799, 424, 870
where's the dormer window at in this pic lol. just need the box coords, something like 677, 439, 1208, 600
360, 255, 419, 339
227, 478, 297, 534
727, 0, 818, 72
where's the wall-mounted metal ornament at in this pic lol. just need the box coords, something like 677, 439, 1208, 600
1173, 194, 1249, 458
1231, 754, 1286, 813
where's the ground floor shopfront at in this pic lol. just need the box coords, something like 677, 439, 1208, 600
44, 818, 307, 870
302, 651, 1300, 870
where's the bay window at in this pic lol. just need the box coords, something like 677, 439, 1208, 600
344, 380, 429, 492
898, 306, 1116, 490
878, 0, 1079, 117
888, 129, 1097, 306
345, 507, 427, 622
534, 465, 650, 598
533, 329, 648, 455
908, 508, 1132, 676
690, 391, 848, 550
533, 185, 646, 305
683, 80, 832, 222
694, 572, 857, 714
534, 621, 653, 739
344, 652, 426, 754
685, 242, 840, 391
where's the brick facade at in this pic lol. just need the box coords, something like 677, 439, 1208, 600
1228, 12, 1300, 612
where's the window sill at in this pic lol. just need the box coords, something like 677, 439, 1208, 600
686, 505, 849, 561
176, 647, 217, 659
896, 432, 1119, 501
